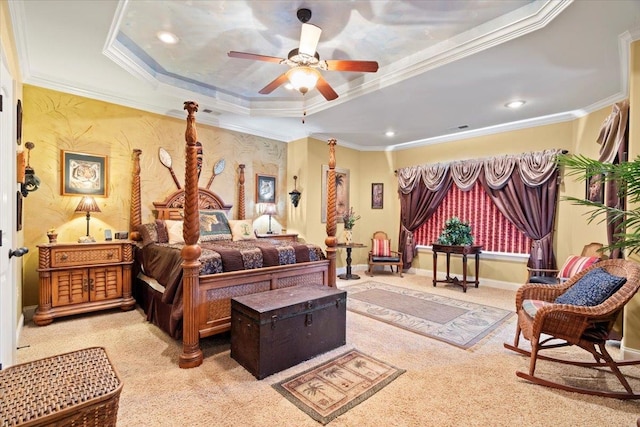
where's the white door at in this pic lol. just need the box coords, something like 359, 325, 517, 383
0, 57, 18, 368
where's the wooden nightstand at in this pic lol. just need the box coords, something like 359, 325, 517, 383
33, 241, 135, 326
255, 233, 298, 242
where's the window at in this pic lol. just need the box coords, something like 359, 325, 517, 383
414, 182, 530, 254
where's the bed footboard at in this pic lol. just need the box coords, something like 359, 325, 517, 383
194, 260, 330, 337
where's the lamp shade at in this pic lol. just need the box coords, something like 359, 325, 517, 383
263, 203, 277, 216
75, 196, 101, 213
286, 67, 320, 95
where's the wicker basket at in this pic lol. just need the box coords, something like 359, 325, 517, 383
0, 347, 123, 427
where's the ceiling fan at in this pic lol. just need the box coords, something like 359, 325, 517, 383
228, 8, 379, 101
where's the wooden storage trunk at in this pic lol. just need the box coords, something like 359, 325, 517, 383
0, 347, 123, 427
231, 285, 347, 379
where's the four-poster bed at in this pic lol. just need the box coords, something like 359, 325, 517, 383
129, 101, 338, 368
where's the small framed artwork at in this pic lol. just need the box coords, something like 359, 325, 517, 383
256, 174, 276, 204
372, 183, 384, 209
61, 150, 109, 197
586, 173, 604, 203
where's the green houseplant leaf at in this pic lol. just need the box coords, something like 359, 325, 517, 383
556, 153, 640, 256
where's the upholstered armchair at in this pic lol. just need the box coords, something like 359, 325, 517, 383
527, 242, 606, 284
367, 231, 403, 277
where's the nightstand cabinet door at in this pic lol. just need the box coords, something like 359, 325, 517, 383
51, 269, 88, 306
90, 265, 123, 302
34, 241, 135, 326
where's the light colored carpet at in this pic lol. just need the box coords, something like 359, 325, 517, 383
345, 281, 513, 349
15, 272, 640, 426
273, 349, 404, 425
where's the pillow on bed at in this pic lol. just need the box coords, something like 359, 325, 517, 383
137, 223, 158, 247
229, 219, 256, 241
165, 220, 184, 244
155, 219, 169, 243
199, 210, 232, 241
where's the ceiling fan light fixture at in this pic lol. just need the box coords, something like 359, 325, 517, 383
286, 67, 320, 95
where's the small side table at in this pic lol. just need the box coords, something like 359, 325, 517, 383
432, 244, 483, 292
337, 243, 365, 280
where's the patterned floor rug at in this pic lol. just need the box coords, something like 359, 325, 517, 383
345, 282, 514, 349
272, 349, 405, 425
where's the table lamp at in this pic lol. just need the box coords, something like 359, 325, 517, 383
75, 196, 101, 243
264, 203, 277, 234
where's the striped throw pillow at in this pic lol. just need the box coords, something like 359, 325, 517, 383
558, 255, 600, 280
372, 239, 391, 257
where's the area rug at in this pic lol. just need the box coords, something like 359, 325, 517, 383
272, 349, 405, 425
345, 282, 514, 349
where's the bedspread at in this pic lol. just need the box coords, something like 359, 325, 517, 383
140, 239, 324, 287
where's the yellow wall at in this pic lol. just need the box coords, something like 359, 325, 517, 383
21, 86, 290, 306
286, 137, 310, 239
623, 40, 640, 353
290, 139, 399, 269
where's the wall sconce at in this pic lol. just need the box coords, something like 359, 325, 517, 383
75, 196, 101, 243
289, 175, 302, 208
21, 142, 41, 197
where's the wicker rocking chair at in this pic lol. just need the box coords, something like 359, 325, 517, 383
504, 259, 640, 399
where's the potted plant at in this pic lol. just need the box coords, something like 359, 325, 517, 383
343, 207, 361, 230
556, 153, 640, 255
436, 217, 474, 246
342, 207, 361, 244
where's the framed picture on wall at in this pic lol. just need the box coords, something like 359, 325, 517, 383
256, 174, 276, 204
585, 173, 604, 203
61, 150, 109, 197
372, 183, 384, 209
321, 165, 349, 223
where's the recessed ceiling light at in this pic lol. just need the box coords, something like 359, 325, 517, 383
385, 130, 395, 137
157, 31, 179, 44
505, 100, 526, 109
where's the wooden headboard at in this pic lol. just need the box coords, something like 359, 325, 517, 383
153, 188, 232, 220
129, 149, 246, 239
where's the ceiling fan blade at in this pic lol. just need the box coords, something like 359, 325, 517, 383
299, 23, 322, 57
325, 60, 379, 73
315, 75, 338, 101
228, 51, 284, 63
259, 73, 289, 94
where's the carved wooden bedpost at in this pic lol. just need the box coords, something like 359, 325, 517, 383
238, 164, 246, 220
180, 101, 203, 368
325, 138, 337, 287
129, 149, 142, 241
